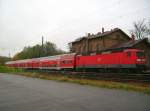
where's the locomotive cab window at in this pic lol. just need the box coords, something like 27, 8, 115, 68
137, 52, 144, 58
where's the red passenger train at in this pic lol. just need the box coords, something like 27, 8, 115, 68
6, 49, 146, 72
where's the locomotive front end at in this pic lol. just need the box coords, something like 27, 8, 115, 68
136, 50, 146, 70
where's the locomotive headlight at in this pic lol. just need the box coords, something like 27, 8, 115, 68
137, 59, 141, 62
137, 59, 145, 62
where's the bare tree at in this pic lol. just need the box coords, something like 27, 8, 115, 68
130, 19, 149, 39
147, 19, 150, 36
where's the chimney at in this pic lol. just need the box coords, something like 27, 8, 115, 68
102, 27, 104, 33
86, 33, 91, 37
88, 33, 90, 37
131, 34, 135, 43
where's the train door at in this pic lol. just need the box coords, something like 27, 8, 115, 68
126, 51, 132, 64
56, 59, 61, 70
124, 50, 135, 67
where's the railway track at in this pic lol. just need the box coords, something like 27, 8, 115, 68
64, 72, 150, 83
26, 69, 150, 83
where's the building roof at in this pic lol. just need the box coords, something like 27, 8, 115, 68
71, 28, 131, 44
103, 38, 150, 52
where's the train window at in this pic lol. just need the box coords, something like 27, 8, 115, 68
62, 61, 65, 64
67, 60, 69, 64
61, 60, 73, 64
62, 60, 68, 64
127, 52, 131, 57
70, 61, 72, 64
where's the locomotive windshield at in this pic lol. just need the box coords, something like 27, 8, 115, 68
137, 51, 144, 58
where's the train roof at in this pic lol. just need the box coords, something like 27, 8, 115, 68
5, 53, 76, 64
123, 49, 144, 52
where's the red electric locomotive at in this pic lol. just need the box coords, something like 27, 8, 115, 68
75, 49, 146, 72
5, 49, 146, 72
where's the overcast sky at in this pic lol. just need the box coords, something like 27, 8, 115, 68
0, 0, 150, 57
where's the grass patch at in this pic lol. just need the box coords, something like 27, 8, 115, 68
0, 66, 23, 73
1, 66, 150, 94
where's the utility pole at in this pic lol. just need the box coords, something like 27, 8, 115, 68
41, 36, 44, 57
42, 36, 44, 47
8, 52, 11, 58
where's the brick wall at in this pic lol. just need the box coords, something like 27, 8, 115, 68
71, 30, 130, 54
